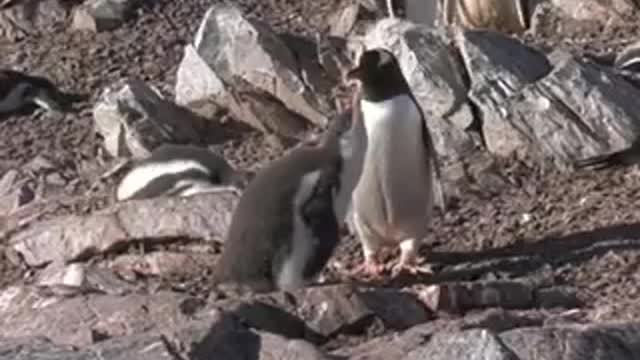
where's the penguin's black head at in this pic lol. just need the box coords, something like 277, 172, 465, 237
347, 48, 399, 80
346, 48, 410, 101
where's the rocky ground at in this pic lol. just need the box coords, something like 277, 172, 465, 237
2, 0, 640, 358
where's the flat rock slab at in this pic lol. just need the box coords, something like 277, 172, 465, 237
500, 323, 640, 360
0, 307, 331, 359
10, 191, 239, 267
405, 328, 519, 360
0, 285, 194, 347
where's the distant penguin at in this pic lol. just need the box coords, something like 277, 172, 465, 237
116, 144, 251, 201
347, 48, 446, 279
0, 69, 66, 115
442, 0, 529, 34
574, 140, 640, 171
212, 96, 368, 293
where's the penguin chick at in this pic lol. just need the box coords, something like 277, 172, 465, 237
116, 144, 251, 201
212, 103, 367, 294
574, 140, 640, 171
0, 69, 66, 115
347, 48, 446, 279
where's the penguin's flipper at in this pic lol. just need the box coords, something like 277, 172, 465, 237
421, 118, 447, 212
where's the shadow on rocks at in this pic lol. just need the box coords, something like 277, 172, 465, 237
428, 222, 640, 283
190, 317, 262, 360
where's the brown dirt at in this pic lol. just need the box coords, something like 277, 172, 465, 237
2, 0, 640, 335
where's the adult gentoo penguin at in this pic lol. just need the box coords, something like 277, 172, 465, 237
212, 96, 367, 293
0, 69, 66, 115
116, 144, 251, 201
347, 48, 446, 278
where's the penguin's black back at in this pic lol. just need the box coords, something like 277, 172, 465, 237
213, 144, 342, 292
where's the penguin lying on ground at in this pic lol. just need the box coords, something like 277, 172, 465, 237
212, 92, 368, 293
0, 69, 68, 116
574, 140, 640, 171
347, 48, 446, 279
116, 144, 251, 201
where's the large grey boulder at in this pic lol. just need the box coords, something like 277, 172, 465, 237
405, 328, 518, 360
500, 323, 640, 360
71, 0, 141, 32
93, 79, 205, 159
175, 4, 328, 138
10, 190, 239, 267
453, 28, 640, 169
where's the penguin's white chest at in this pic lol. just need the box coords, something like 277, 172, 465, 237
354, 95, 433, 239
359, 95, 426, 168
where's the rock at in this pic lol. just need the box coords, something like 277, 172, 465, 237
417, 280, 535, 313
475, 50, 640, 168
329, 2, 361, 37
535, 286, 582, 309
0, 304, 330, 359
405, 0, 442, 27
294, 284, 376, 337
225, 76, 311, 141
0, 337, 89, 360
288, 284, 430, 337
0, 169, 33, 216
176, 44, 310, 142
0, 169, 19, 195
184, 4, 328, 127
93, 79, 204, 159
256, 334, 331, 360
405, 328, 518, 360
500, 323, 640, 360
455, 28, 550, 160
334, 309, 547, 359
174, 44, 227, 119
457, 29, 551, 104
176, 313, 331, 360
442, 0, 528, 33
109, 251, 216, 279
71, 0, 140, 32
357, 288, 433, 330
37, 262, 86, 288
216, 297, 318, 342
549, 0, 632, 23
316, 34, 354, 82
363, 19, 477, 166
0, 0, 68, 42
335, 331, 427, 360
10, 190, 238, 267
0, 285, 225, 347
